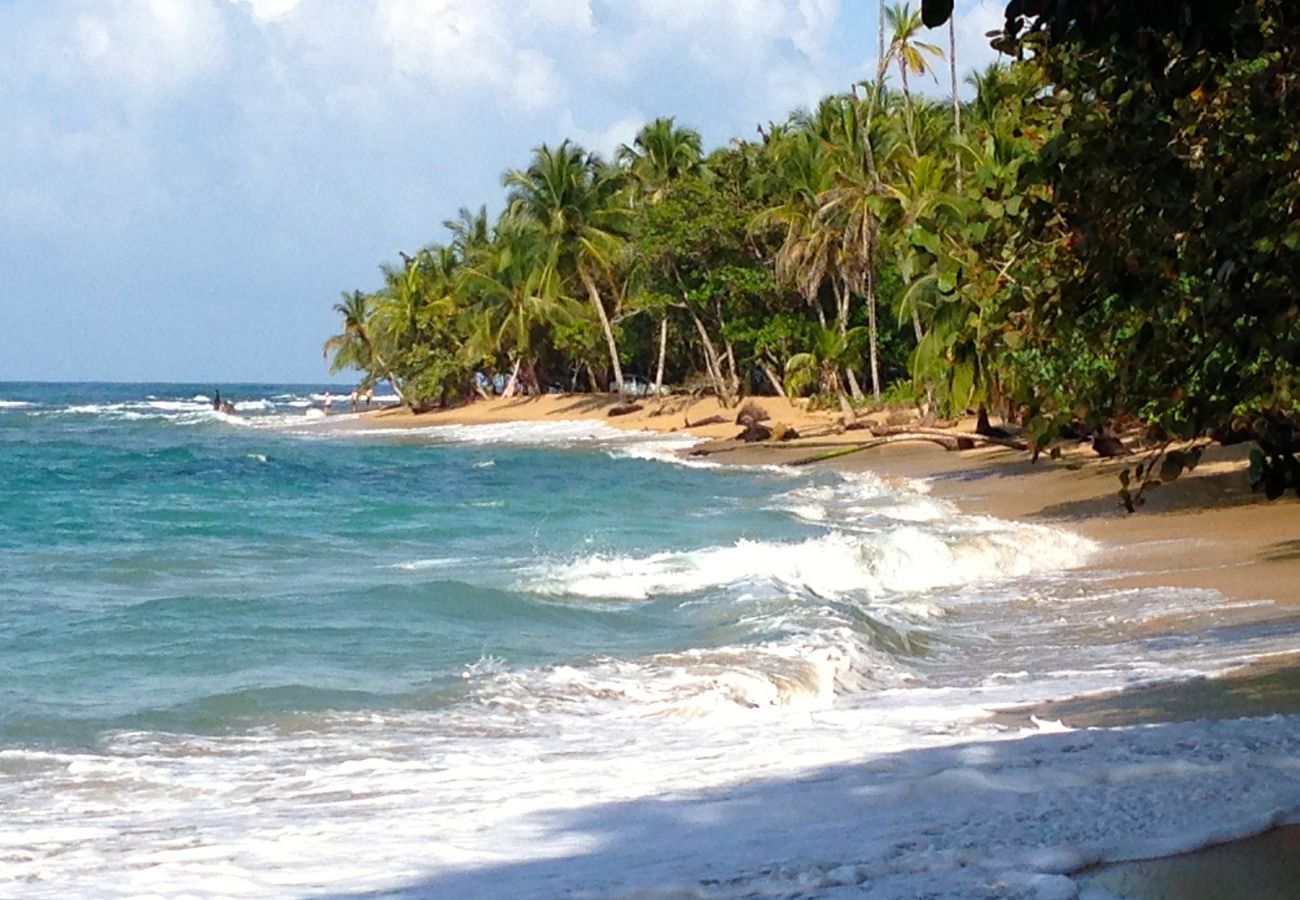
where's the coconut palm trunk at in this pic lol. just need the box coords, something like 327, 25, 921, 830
653, 316, 668, 396
866, 250, 882, 403
761, 361, 788, 399
580, 266, 624, 392
949, 15, 962, 188
502, 358, 522, 398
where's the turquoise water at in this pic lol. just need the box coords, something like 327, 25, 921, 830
6, 383, 1300, 898
0, 383, 822, 747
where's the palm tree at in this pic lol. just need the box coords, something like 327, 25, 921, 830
619, 117, 703, 394
322, 290, 405, 403
460, 212, 576, 397
617, 117, 703, 200
504, 141, 630, 392
444, 205, 491, 262
786, 324, 870, 421
884, 2, 945, 156
948, 14, 962, 186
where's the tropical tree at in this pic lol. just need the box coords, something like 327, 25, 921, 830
323, 290, 405, 404
619, 117, 705, 394
504, 141, 630, 392
618, 117, 703, 199
460, 212, 577, 397
883, 2, 945, 156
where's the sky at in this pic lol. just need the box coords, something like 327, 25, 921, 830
0, 0, 1004, 383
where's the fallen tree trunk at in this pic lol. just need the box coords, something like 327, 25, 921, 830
869, 425, 1028, 451
787, 433, 963, 466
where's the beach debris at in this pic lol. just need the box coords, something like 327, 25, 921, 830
975, 406, 1015, 440
685, 413, 726, 428
771, 422, 801, 442
609, 402, 643, 417
1092, 429, 1132, 458
735, 401, 770, 427
738, 421, 773, 443
870, 424, 1029, 451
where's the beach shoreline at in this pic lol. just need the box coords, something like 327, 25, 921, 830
345, 393, 1300, 896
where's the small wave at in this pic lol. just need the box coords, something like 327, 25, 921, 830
0, 400, 34, 409
521, 524, 1093, 602
395, 557, 466, 571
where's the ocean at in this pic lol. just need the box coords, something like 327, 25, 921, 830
3, 382, 1300, 898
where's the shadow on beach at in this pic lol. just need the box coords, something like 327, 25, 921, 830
314, 692, 1300, 900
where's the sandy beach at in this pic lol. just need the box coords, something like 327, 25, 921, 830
351, 392, 1300, 897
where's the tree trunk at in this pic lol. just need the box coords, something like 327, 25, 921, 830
949, 15, 962, 188
900, 65, 919, 157
523, 359, 541, 396
363, 340, 406, 407
716, 299, 742, 401
502, 358, 522, 398
653, 316, 668, 396
877, 0, 885, 70
689, 309, 731, 405
834, 279, 865, 403
581, 266, 623, 392
846, 368, 866, 403
760, 360, 787, 399
865, 250, 882, 403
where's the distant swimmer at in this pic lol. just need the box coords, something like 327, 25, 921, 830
212, 390, 222, 411
221, 400, 237, 415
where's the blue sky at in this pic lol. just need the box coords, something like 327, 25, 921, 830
0, 0, 1002, 383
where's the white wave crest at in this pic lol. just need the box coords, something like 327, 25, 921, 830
0, 400, 34, 409
522, 523, 1093, 602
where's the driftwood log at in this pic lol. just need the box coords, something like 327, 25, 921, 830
869, 424, 1028, 451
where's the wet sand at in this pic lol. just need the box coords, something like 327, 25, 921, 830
352, 395, 1300, 896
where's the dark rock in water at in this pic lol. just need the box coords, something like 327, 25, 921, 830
609, 403, 643, 417
735, 400, 771, 428
1092, 433, 1132, 457
738, 422, 773, 443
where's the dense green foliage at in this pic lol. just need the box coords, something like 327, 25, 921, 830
329, 0, 1298, 479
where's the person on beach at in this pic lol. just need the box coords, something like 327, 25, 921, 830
323, 392, 332, 413
349, 389, 359, 412
212, 390, 221, 411
364, 387, 373, 408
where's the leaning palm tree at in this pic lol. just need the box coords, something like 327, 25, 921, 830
503, 141, 629, 392
322, 290, 405, 403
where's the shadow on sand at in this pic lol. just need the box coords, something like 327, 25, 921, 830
316, 691, 1300, 900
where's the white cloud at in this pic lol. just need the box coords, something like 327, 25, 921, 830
232, 0, 304, 21
374, 0, 568, 110
557, 111, 646, 160
952, 0, 1005, 81
51, 0, 232, 99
